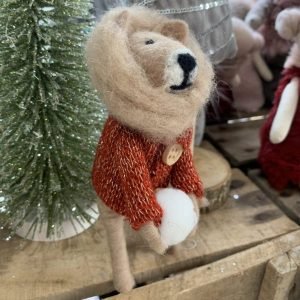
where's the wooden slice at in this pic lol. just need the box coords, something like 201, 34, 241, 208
193, 147, 232, 212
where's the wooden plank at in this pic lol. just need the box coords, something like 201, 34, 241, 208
288, 246, 300, 300
107, 231, 300, 300
258, 254, 297, 300
205, 119, 263, 167
249, 169, 300, 224
0, 170, 298, 300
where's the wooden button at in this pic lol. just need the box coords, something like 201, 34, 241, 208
162, 144, 183, 166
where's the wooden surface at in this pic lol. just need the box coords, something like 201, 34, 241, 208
195, 148, 231, 189
289, 246, 300, 300
194, 147, 232, 211
258, 254, 297, 300
249, 169, 300, 224
0, 169, 298, 300
107, 231, 300, 300
205, 120, 263, 167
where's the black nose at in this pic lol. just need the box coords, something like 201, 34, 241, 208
177, 53, 196, 73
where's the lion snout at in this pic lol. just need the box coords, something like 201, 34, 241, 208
178, 53, 197, 73
165, 48, 198, 92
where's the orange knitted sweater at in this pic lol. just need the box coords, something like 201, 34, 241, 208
92, 117, 204, 230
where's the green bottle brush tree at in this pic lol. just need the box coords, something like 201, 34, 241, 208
0, 0, 106, 240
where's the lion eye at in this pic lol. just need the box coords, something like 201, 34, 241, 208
145, 39, 154, 45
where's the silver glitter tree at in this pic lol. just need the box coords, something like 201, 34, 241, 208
0, 0, 106, 238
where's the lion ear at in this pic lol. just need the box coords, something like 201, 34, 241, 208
116, 10, 129, 28
160, 20, 188, 43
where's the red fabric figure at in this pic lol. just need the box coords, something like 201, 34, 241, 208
92, 117, 204, 230
259, 67, 300, 190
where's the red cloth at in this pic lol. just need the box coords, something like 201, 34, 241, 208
92, 117, 204, 230
259, 67, 300, 190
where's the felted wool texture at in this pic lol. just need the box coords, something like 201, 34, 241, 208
275, 8, 300, 45
232, 59, 265, 113
275, 7, 300, 69
217, 17, 265, 112
230, 18, 265, 113
92, 117, 204, 230
156, 188, 199, 246
259, 67, 300, 190
138, 221, 168, 254
229, 0, 255, 20
86, 6, 214, 145
93, 0, 237, 65
137, 0, 237, 64
217, 17, 261, 84
285, 44, 300, 69
99, 202, 135, 293
259, 10, 300, 190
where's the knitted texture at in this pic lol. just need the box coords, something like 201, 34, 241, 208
259, 67, 300, 190
92, 117, 204, 230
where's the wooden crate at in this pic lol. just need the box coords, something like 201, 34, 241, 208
0, 169, 298, 300
107, 231, 300, 300
205, 119, 263, 167
249, 169, 300, 224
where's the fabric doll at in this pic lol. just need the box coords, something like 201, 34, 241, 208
245, 0, 299, 58
216, 15, 269, 113
259, 7, 300, 190
245, 0, 299, 106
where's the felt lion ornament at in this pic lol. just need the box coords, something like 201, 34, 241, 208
86, 6, 214, 293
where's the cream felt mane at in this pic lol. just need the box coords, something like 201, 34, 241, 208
86, 7, 214, 144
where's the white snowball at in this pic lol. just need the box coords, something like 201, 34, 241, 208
156, 188, 199, 246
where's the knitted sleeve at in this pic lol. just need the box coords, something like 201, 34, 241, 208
170, 130, 204, 198
116, 130, 163, 230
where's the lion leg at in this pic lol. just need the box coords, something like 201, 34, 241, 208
139, 222, 168, 255
100, 203, 135, 293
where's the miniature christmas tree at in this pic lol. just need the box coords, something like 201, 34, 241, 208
0, 0, 106, 239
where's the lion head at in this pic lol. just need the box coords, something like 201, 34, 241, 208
86, 7, 214, 143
